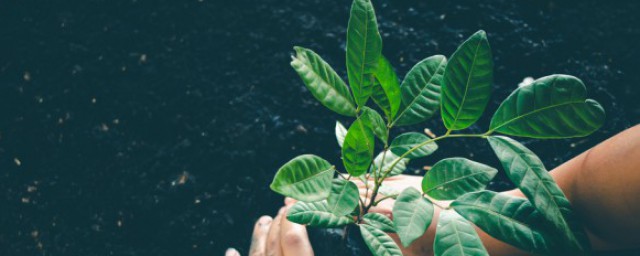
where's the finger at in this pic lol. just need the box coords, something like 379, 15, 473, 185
225, 248, 241, 256
280, 206, 314, 256
366, 201, 393, 217
357, 188, 395, 217
284, 197, 296, 206
352, 179, 364, 188
351, 178, 368, 189
352, 174, 406, 190
347, 173, 375, 181
265, 208, 285, 256
249, 215, 273, 256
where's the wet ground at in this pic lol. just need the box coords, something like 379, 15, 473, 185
0, 0, 638, 255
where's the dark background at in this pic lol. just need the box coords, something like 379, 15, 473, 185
0, 0, 638, 255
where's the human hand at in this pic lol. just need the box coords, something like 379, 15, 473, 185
226, 198, 314, 256
227, 175, 438, 256
352, 174, 447, 256
352, 174, 426, 214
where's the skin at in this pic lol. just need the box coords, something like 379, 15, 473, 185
234, 124, 640, 255
228, 199, 313, 256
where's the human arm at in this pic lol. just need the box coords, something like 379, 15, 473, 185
357, 125, 640, 255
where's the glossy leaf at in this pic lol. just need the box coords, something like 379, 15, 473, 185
342, 117, 375, 176
287, 201, 354, 228
489, 74, 605, 139
370, 150, 409, 177
441, 30, 493, 130
393, 187, 434, 247
372, 56, 402, 119
423, 157, 497, 200
346, 0, 382, 106
270, 154, 334, 202
434, 210, 489, 256
362, 106, 388, 143
389, 132, 438, 159
335, 121, 348, 147
360, 224, 403, 256
488, 136, 590, 253
394, 55, 447, 126
452, 191, 558, 254
377, 184, 402, 200
327, 179, 360, 216
363, 213, 396, 233
291, 46, 356, 116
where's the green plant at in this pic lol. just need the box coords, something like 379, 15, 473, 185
270, 0, 605, 255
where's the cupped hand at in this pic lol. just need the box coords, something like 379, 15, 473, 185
226, 198, 314, 256
352, 174, 446, 256
351, 174, 424, 214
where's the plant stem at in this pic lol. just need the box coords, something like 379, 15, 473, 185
373, 194, 396, 205
374, 149, 387, 183
359, 175, 368, 210
363, 132, 487, 214
445, 133, 488, 139
431, 200, 449, 210
364, 126, 390, 215
423, 194, 450, 209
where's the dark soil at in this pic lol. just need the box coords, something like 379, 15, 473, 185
0, 0, 638, 255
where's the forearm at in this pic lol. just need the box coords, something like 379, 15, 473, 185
549, 124, 640, 249
488, 125, 640, 253
399, 193, 527, 256
408, 125, 640, 255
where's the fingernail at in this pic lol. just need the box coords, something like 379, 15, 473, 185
225, 248, 240, 256
285, 197, 297, 206
258, 216, 272, 225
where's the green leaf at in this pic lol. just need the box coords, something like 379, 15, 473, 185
370, 150, 409, 177
489, 74, 605, 139
346, 0, 382, 106
335, 121, 348, 148
372, 56, 402, 119
287, 201, 354, 228
362, 106, 388, 143
422, 157, 497, 200
389, 132, 438, 159
393, 187, 434, 247
327, 179, 360, 216
291, 46, 357, 116
342, 117, 375, 176
487, 136, 591, 253
363, 213, 396, 233
434, 210, 489, 256
360, 224, 403, 256
452, 191, 558, 254
377, 184, 402, 200
270, 154, 335, 202
441, 30, 493, 130
394, 55, 447, 126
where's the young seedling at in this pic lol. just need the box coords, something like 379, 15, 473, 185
270, 0, 605, 255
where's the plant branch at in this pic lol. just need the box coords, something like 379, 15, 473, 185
423, 194, 450, 210
363, 132, 488, 214
431, 200, 450, 210
373, 194, 396, 205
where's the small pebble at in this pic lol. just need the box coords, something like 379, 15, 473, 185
139, 54, 147, 63
23, 72, 31, 81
